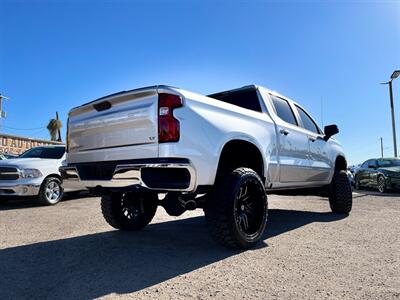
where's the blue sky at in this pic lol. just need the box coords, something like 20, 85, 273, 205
0, 0, 399, 164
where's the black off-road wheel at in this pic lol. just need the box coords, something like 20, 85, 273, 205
377, 175, 386, 193
101, 192, 158, 231
38, 176, 64, 205
329, 170, 352, 214
205, 167, 268, 249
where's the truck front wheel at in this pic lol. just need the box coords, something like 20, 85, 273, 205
205, 167, 268, 249
38, 176, 64, 205
329, 170, 352, 214
101, 192, 158, 231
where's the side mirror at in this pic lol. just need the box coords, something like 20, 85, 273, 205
368, 165, 376, 169
324, 124, 339, 141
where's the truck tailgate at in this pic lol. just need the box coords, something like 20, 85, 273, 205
68, 88, 159, 162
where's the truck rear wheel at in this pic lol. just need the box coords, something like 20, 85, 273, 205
329, 170, 352, 214
205, 167, 268, 249
101, 192, 158, 231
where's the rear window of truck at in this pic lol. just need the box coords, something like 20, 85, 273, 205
208, 89, 262, 112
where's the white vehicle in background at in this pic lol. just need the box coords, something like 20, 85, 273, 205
0, 145, 77, 205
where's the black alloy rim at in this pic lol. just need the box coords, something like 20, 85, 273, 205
378, 177, 385, 193
121, 193, 144, 219
234, 179, 265, 236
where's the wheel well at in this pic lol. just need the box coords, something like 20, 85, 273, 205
335, 156, 347, 172
44, 174, 62, 181
38, 174, 62, 191
216, 140, 264, 180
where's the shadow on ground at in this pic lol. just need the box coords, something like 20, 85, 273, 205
0, 209, 346, 299
353, 189, 400, 198
271, 187, 400, 199
0, 192, 92, 211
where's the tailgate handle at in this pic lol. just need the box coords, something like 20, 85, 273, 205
93, 101, 112, 112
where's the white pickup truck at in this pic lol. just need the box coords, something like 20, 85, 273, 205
0, 145, 68, 205
61, 85, 352, 248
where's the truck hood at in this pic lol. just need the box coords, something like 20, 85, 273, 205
0, 158, 61, 169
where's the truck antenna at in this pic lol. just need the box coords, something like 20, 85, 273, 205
320, 96, 324, 127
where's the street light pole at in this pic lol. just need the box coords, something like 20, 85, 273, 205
388, 80, 397, 157
382, 70, 400, 158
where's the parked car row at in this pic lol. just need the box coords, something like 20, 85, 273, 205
348, 158, 400, 193
0, 145, 82, 205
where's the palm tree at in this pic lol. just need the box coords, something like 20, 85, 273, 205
47, 118, 62, 141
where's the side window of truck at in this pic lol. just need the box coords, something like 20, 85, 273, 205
295, 105, 321, 134
270, 96, 298, 126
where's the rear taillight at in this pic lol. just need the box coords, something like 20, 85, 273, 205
158, 93, 183, 142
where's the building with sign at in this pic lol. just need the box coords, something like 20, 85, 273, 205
0, 133, 63, 155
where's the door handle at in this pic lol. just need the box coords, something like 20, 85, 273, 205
308, 136, 317, 142
280, 129, 290, 136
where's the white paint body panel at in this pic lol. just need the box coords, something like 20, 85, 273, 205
66, 85, 346, 190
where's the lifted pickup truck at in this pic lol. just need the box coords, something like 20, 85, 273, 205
61, 85, 352, 248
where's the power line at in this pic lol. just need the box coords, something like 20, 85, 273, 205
2, 125, 46, 131
1, 127, 49, 138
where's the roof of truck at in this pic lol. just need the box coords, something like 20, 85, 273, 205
207, 85, 257, 98
71, 83, 291, 112
208, 84, 291, 101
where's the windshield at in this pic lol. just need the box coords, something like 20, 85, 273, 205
19, 147, 65, 159
377, 159, 400, 167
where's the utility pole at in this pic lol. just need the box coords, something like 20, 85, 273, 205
380, 137, 384, 158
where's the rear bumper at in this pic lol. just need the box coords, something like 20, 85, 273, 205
60, 158, 197, 192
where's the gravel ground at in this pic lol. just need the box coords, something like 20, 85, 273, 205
1, 191, 399, 300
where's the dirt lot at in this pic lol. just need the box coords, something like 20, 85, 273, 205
1, 191, 399, 299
